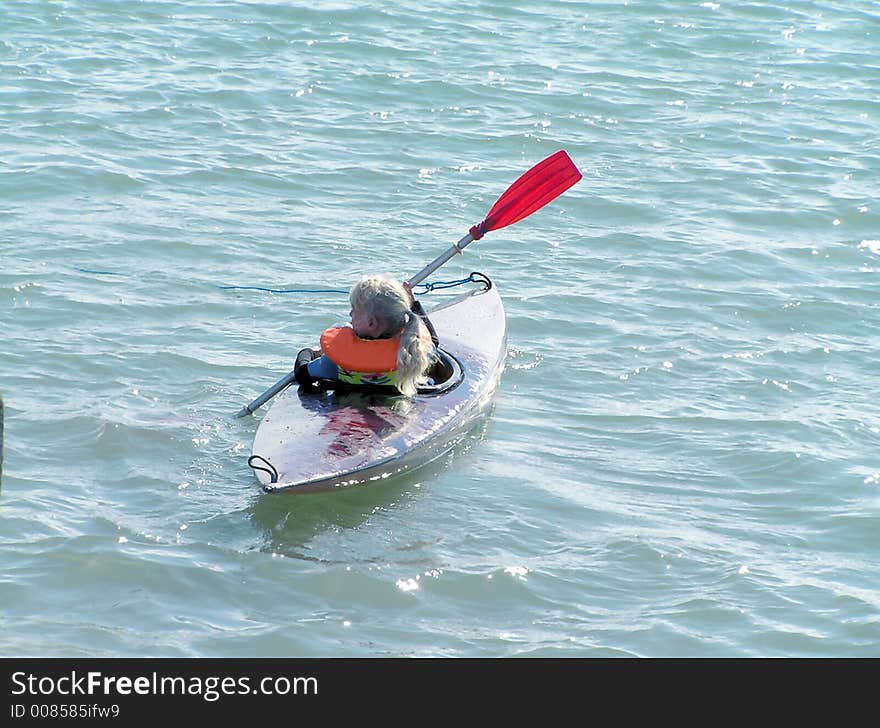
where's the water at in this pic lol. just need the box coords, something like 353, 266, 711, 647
2, 0, 879, 657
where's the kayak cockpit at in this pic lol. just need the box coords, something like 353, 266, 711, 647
418, 348, 464, 396
304, 348, 464, 397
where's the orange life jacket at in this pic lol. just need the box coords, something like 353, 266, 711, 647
320, 324, 434, 375
320, 327, 400, 373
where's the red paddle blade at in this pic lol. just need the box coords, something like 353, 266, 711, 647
471, 150, 582, 239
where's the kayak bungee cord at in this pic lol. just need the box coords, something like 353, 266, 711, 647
414, 272, 491, 293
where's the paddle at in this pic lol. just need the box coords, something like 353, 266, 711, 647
235, 149, 582, 417
407, 149, 582, 287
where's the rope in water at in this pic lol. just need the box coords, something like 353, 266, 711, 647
74, 267, 487, 295
218, 285, 350, 294
219, 273, 485, 296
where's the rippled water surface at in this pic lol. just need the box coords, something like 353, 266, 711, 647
2, 0, 879, 657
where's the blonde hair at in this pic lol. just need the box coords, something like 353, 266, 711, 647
349, 274, 431, 396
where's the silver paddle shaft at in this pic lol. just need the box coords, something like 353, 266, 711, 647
406, 232, 475, 288
235, 369, 298, 418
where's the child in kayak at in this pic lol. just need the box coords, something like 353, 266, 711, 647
295, 274, 438, 396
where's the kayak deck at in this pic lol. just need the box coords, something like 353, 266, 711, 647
250, 281, 506, 494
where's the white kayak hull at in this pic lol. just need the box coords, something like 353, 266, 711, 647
249, 280, 506, 494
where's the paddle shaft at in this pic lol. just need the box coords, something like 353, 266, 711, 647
406, 232, 474, 288
235, 369, 298, 418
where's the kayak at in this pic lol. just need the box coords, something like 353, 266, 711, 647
248, 276, 506, 494
239, 149, 581, 494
